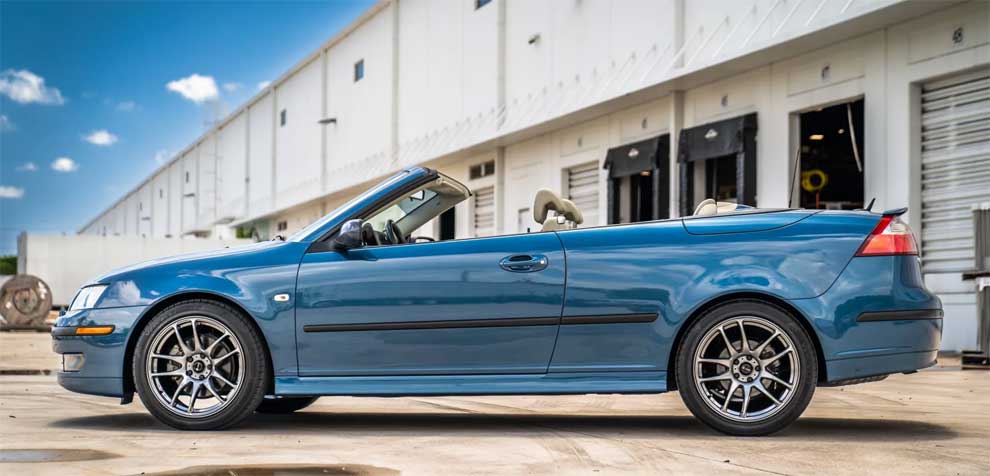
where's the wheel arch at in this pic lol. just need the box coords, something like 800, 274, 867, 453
666, 292, 827, 390
122, 291, 275, 398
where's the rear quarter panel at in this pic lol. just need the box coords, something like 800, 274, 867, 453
550, 211, 877, 373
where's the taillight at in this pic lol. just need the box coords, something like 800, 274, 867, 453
855, 215, 919, 256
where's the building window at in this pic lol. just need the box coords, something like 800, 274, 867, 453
469, 160, 495, 180
354, 59, 364, 82
476, 0, 492, 9
159, 189, 164, 199
139, 202, 143, 212
280, 109, 287, 127
185, 171, 190, 183
276, 220, 288, 232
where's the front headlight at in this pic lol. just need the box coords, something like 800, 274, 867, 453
69, 284, 109, 311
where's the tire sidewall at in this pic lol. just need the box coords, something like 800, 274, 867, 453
675, 300, 818, 436
133, 300, 269, 430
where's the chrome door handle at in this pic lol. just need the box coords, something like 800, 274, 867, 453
499, 254, 549, 273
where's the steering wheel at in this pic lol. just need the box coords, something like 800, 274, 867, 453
384, 219, 405, 245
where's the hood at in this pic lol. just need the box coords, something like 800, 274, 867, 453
91, 239, 288, 283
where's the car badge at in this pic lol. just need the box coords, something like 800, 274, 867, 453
273, 293, 290, 302
705, 129, 718, 140
628, 148, 640, 158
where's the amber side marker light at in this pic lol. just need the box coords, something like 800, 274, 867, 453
73, 326, 115, 336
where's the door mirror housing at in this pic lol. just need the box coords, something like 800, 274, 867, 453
333, 219, 364, 250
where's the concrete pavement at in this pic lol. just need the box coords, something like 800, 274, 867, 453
1, 331, 988, 475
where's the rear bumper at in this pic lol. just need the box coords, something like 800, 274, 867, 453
826, 350, 938, 383
51, 306, 145, 398
789, 255, 942, 383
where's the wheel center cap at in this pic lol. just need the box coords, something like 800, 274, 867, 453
731, 355, 760, 383
185, 353, 212, 379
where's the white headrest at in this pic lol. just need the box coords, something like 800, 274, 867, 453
533, 189, 568, 223
560, 199, 584, 225
693, 198, 739, 216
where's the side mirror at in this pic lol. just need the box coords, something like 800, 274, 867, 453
333, 219, 364, 250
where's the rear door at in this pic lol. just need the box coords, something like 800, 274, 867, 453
295, 232, 565, 376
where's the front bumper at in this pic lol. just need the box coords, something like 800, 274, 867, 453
51, 306, 146, 398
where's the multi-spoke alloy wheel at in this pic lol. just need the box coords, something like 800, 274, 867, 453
676, 301, 817, 436
146, 316, 244, 418
693, 316, 798, 422
134, 300, 268, 430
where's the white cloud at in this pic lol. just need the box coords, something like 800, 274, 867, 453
0, 186, 25, 199
153, 149, 170, 165
51, 157, 78, 172
257, 81, 271, 91
84, 129, 118, 146
222, 82, 242, 93
116, 100, 137, 111
166, 74, 219, 104
0, 69, 65, 105
17, 162, 37, 172
0, 114, 13, 132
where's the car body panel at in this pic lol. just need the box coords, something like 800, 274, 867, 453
295, 233, 566, 375
51, 166, 942, 402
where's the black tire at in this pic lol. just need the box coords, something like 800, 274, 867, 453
133, 299, 270, 430
256, 396, 319, 414
675, 300, 817, 436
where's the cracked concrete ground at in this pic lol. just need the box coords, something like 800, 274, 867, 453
1, 332, 988, 475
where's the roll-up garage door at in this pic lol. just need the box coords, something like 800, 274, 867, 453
567, 161, 600, 227
920, 70, 990, 350
473, 186, 495, 237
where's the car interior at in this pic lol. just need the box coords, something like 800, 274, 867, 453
357, 172, 743, 247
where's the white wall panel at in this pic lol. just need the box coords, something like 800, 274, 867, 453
217, 112, 247, 221
248, 94, 274, 217
398, 0, 466, 145
505, 0, 553, 122
195, 135, 218, 228
327, 6, 393, 185
275, 60, 323, 210
151, 172, 168, 237
167, 162, 182, 237
180, 151, 198, 234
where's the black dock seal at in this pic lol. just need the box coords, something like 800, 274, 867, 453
856, 309, 943, 322
304, 312, 659, 332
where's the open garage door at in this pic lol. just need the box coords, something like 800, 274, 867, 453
920, 70, 990, 350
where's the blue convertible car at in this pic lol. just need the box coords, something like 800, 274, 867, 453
53, 166, 941, 435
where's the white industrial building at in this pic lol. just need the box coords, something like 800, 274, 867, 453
79, 0, 989, 351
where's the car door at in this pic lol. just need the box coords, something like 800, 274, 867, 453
294, 232, 565, 376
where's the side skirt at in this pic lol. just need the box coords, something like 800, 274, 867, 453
275, 371, 668, 397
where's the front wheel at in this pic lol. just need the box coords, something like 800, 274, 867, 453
133, 300, 269, 430
675, 301, 817, 436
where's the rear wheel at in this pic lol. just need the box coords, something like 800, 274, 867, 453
675, 301, 817, 436
256, 396, 318, 414
133, 300, 269, 430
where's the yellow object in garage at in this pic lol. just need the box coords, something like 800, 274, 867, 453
801, 169, 829, 193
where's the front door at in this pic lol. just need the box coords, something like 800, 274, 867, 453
294, 233, 565, 376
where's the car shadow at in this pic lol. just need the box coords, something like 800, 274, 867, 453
50, 411, 957, 441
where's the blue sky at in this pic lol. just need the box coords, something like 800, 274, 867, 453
0, 0, 375, 255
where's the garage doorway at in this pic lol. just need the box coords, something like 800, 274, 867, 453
795, 99, 865, 210
604, 135, 670, 224
678, 113, 757, 216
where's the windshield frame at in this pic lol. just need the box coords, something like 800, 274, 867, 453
288, 168, 429, 243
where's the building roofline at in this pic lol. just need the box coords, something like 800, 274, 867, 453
79, 0, 392, 233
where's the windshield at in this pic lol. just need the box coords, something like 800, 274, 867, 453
287, 170, 412, 242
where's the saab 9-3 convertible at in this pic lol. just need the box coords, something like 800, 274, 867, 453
53, 166, 942, 435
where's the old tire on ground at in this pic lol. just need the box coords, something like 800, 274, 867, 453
0, 274, 52, 329
256, 396, 319, 414
675, 300, 817, 436
133, 299, 269, 430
